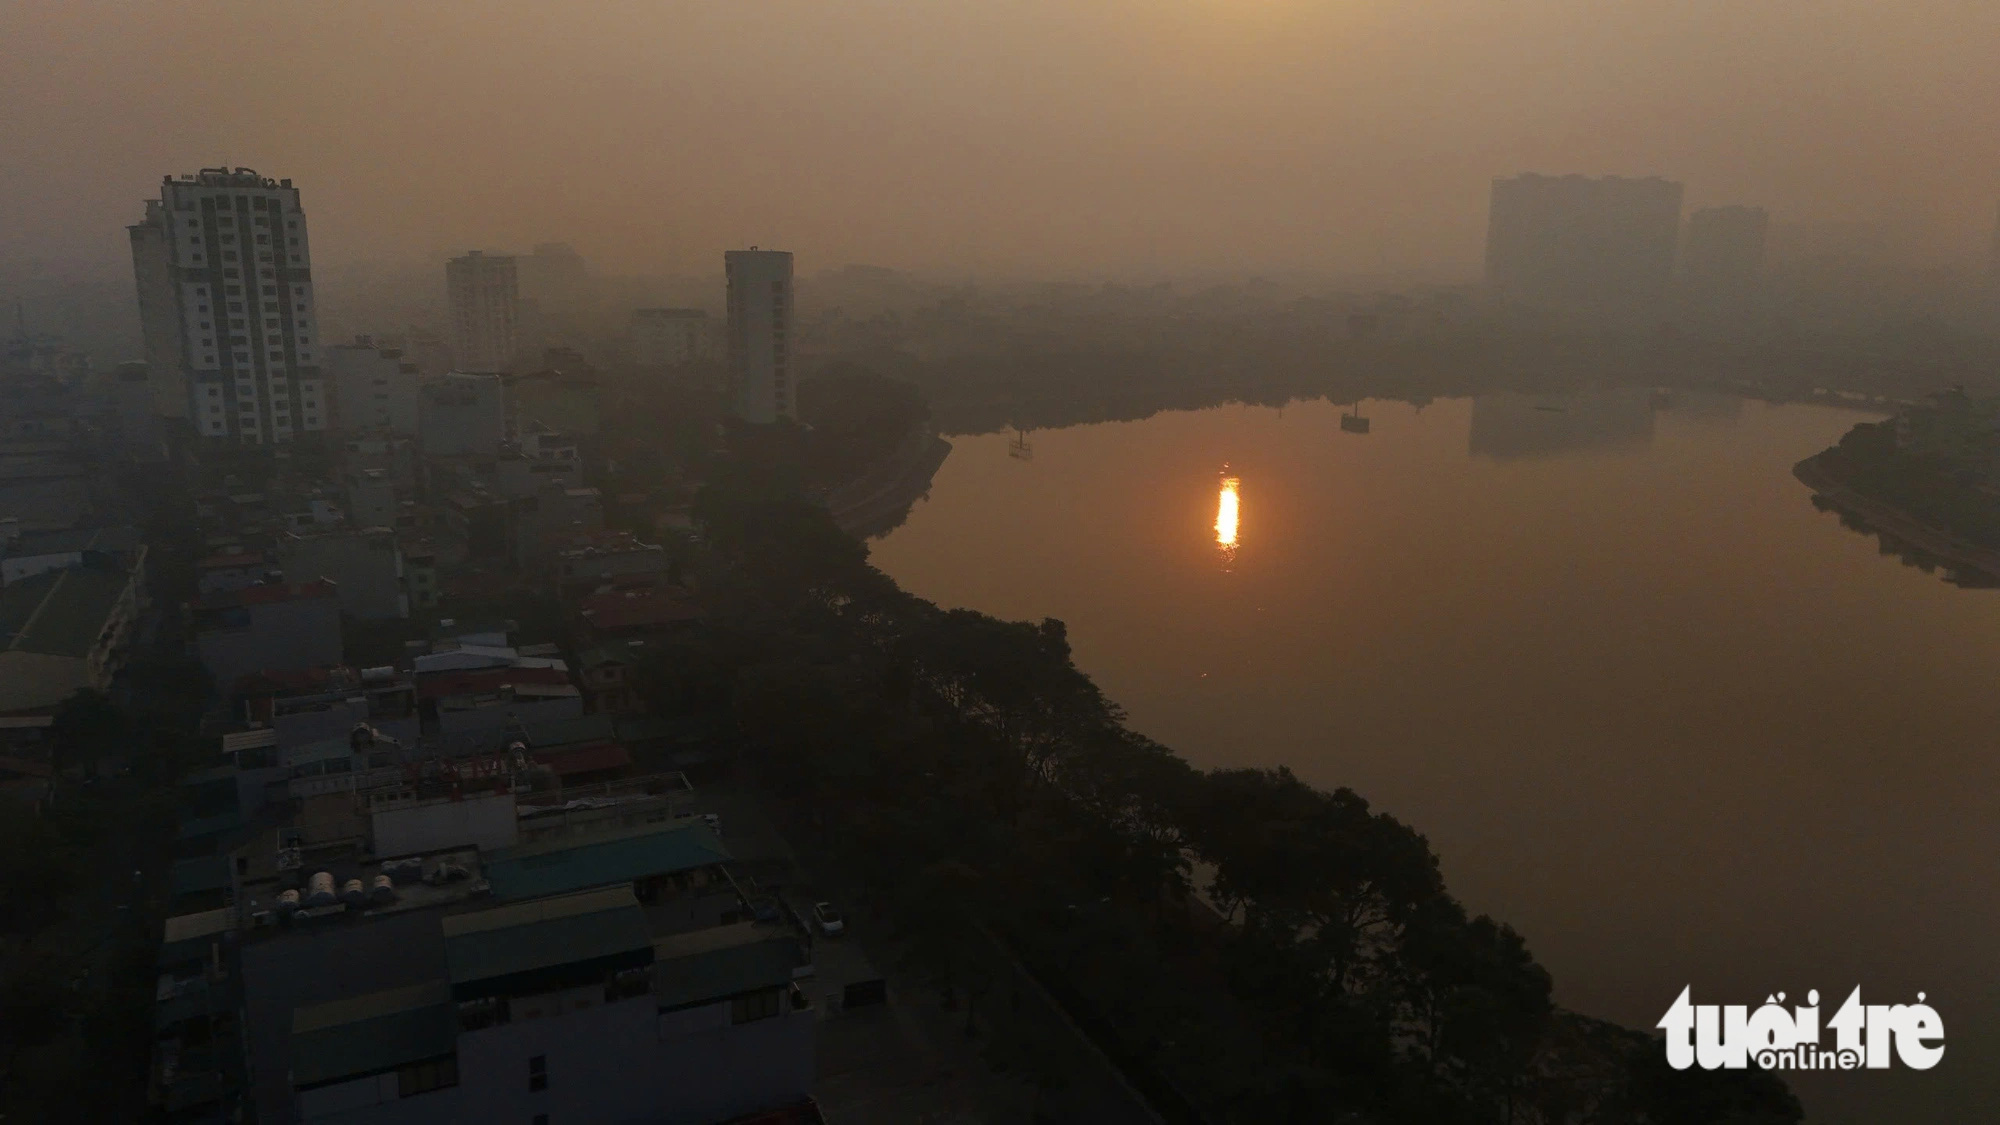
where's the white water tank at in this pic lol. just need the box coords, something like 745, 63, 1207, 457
340, 878, 367, 906
370, 874, 396, 904
305, 871, 336, 907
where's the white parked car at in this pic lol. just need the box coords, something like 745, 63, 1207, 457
813, 901, 844, 936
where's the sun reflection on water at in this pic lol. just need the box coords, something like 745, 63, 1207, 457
1216, 473, 1240, 564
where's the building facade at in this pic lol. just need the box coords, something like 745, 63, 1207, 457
324, 337, 421, 435
1484, 174, 1684, 311
724, 250, 795, 424
631, 308, 710, 368
418, 373, 508, 458
192, 581, 344, 700
446, 252, 519, 374
129, 168, 327, 442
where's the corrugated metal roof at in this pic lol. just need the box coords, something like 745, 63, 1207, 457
442, 886, 649, 987
162, 907, 234, 944
290, 980, 455, 1088
483, 820, 729, 902
221, 727, 277, 752
652, 922, 806, 1010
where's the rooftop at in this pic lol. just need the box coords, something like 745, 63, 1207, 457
442, 885, 650, 989
579, 584, 699, 633
0, 564, 132, 658
289, 980, 455, 1090
516, 712, 615, 749
483, 819, 728, 902
194, 579, 338, 611
651, 920, 809, 1010
3, 525, 142, 558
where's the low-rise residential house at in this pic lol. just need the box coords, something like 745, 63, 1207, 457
193, 582, 344, 702
577, 581, 699, 644
197, 550, 275, 598
283, 853, 807, 1125
554, 530, 668, 601
324, 336, 421, 436
281, 527, 408, 621
507, 367, 602, 438
403, 542, 441, 611
511, 482, 603, 571
494, 432, 583, 500
343, 468, 400, 529
420, 667, 583, 756
419, 372, 507, 458
576, 641, 648, 716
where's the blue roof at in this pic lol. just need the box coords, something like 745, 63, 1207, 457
483, 820, 729, 901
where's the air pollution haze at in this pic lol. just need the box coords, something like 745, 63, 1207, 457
4, 0, 2000, 278
7, 4, 2000, 1124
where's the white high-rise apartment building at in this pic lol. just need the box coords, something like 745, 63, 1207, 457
128, 167, 327, 442
447, 251, 519, 374
724, 249, 795, 424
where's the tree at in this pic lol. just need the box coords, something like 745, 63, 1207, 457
49, 689, 129, 778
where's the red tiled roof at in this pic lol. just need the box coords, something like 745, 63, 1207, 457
535, 740, 631, 776
416, 665, 575, 701
232, 664, 357, 704
578, 586, 698, 633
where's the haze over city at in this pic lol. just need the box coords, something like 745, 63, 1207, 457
6, 0, 2000, 278
1, 4, 1997, 1124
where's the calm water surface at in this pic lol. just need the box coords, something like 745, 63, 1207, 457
872, 394, 1999, 1123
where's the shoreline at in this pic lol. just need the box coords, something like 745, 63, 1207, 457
826, 429, 954, 539
1792, 453, 2000, 584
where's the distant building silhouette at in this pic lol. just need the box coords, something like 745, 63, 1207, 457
630, 308, 710, 367
725, 249, 795, 424
1681, 205, 1769, 299
446, 251, 519, 374
1484, 174, 1684, 310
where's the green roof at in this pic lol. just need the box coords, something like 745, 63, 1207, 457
290, 981, 456, 1089
484, 820, 728, 902
0, 565, 131, 658
651, 922, 806, 1010
442, 886, 651, 988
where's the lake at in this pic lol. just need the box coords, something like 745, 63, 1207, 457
870, 393, 1997, 1123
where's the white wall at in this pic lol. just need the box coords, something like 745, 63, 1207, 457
371, 790, 518, 857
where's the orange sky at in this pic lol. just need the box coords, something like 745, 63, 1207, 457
4, 0, 1998, 278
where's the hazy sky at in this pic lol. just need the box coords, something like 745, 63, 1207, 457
4, 0, 1998, 280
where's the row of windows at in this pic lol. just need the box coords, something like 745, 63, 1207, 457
184, 213, 297, 228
